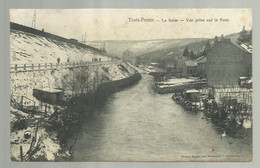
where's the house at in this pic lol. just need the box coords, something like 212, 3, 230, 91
174, 58, 198, 77
33, 88, 64, 104
174, 56, 198, 77
194, 56, 207, 77
174, 56, 186, 77
184, 89, 200, 102
165, 63, 175, 77
185, 60, 198, 77
174, 58, 186, 77
206, 38, 252, 87
122, 50, 140, 66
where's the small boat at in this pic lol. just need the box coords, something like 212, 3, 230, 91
172, 89, 201, 112
183, 89, 200, 111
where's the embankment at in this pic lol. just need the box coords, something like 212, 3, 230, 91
156, 81, 207, 94
148, 72, 207, 94
95, 73, 141, 97
10, 61, 139, 161
58, 73, 142, 160
10, 21, 141, 161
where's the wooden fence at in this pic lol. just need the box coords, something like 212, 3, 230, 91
10, 60, 120, 73
11, 95, 52, 117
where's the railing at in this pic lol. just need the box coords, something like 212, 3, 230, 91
11, 95, 50, 117
10, 60, 120, 73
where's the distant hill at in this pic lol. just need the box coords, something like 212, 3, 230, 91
138, 39, 210, 63
86, 38, 207, 59
136, 32, 242, 64
85, 32, 243, 64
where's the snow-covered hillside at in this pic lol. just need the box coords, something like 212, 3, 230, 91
10, 28, 138, 161
10, 62, 135, 103
10, 29, 110, 64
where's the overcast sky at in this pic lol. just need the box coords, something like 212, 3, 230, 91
10, 9, 252, 41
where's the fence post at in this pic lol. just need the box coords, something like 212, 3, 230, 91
21, 96, 23, 109
50, 63, 52, 69
20, 146, 23, 161
38, 63, 40, 69
15, 64, 17, 71
24, 64, 26, 70
32, 64, 34, 70
45, 63, 47, 69
45, 104, 47, 117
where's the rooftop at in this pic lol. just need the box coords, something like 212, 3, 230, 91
186, 89, 199, 93
34, 88, 64, 93
222, 36, 252, 54
185, 60, 197, 67
194, 56, 207, 64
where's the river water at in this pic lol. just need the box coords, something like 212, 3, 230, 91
72, 74, 252, 161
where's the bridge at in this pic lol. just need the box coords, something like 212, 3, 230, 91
10, 60, 121, 73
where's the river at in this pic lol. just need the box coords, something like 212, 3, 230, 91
72, 74, 252, 161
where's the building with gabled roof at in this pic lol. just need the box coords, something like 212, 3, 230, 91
122, 49, 140, 66
194, 56, 207, 77
206, 38, 252, 87
174, 56, 198, 77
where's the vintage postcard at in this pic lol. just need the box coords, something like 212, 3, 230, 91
10, 9, 252, 161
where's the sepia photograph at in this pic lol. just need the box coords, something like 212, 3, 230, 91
9, 9, 252, 162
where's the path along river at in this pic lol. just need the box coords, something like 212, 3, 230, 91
72, 74, 252, 161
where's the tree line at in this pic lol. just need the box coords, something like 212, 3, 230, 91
182, 35, 220, 60
182, 27, 252, 60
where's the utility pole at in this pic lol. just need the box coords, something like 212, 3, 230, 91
81, 33, 86, 44
84, 33, 86, 44
103, 42, 106, 53
31, 10, 36, 29
82, 35, 83, 43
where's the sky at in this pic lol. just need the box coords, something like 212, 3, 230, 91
10, 9, 252, 41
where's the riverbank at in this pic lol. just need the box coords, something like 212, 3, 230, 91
59, 73, 142, 161
152, 76, 207, 94
171, 87, 252, 147
153, 74, 252, 147
10, 61, 140, 161
10, 22, 143, 161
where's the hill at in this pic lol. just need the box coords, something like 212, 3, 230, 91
10, 28, 110, 65
137, 32, 242, 64
86, 38, 207, 59
138, 39, 211, 64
